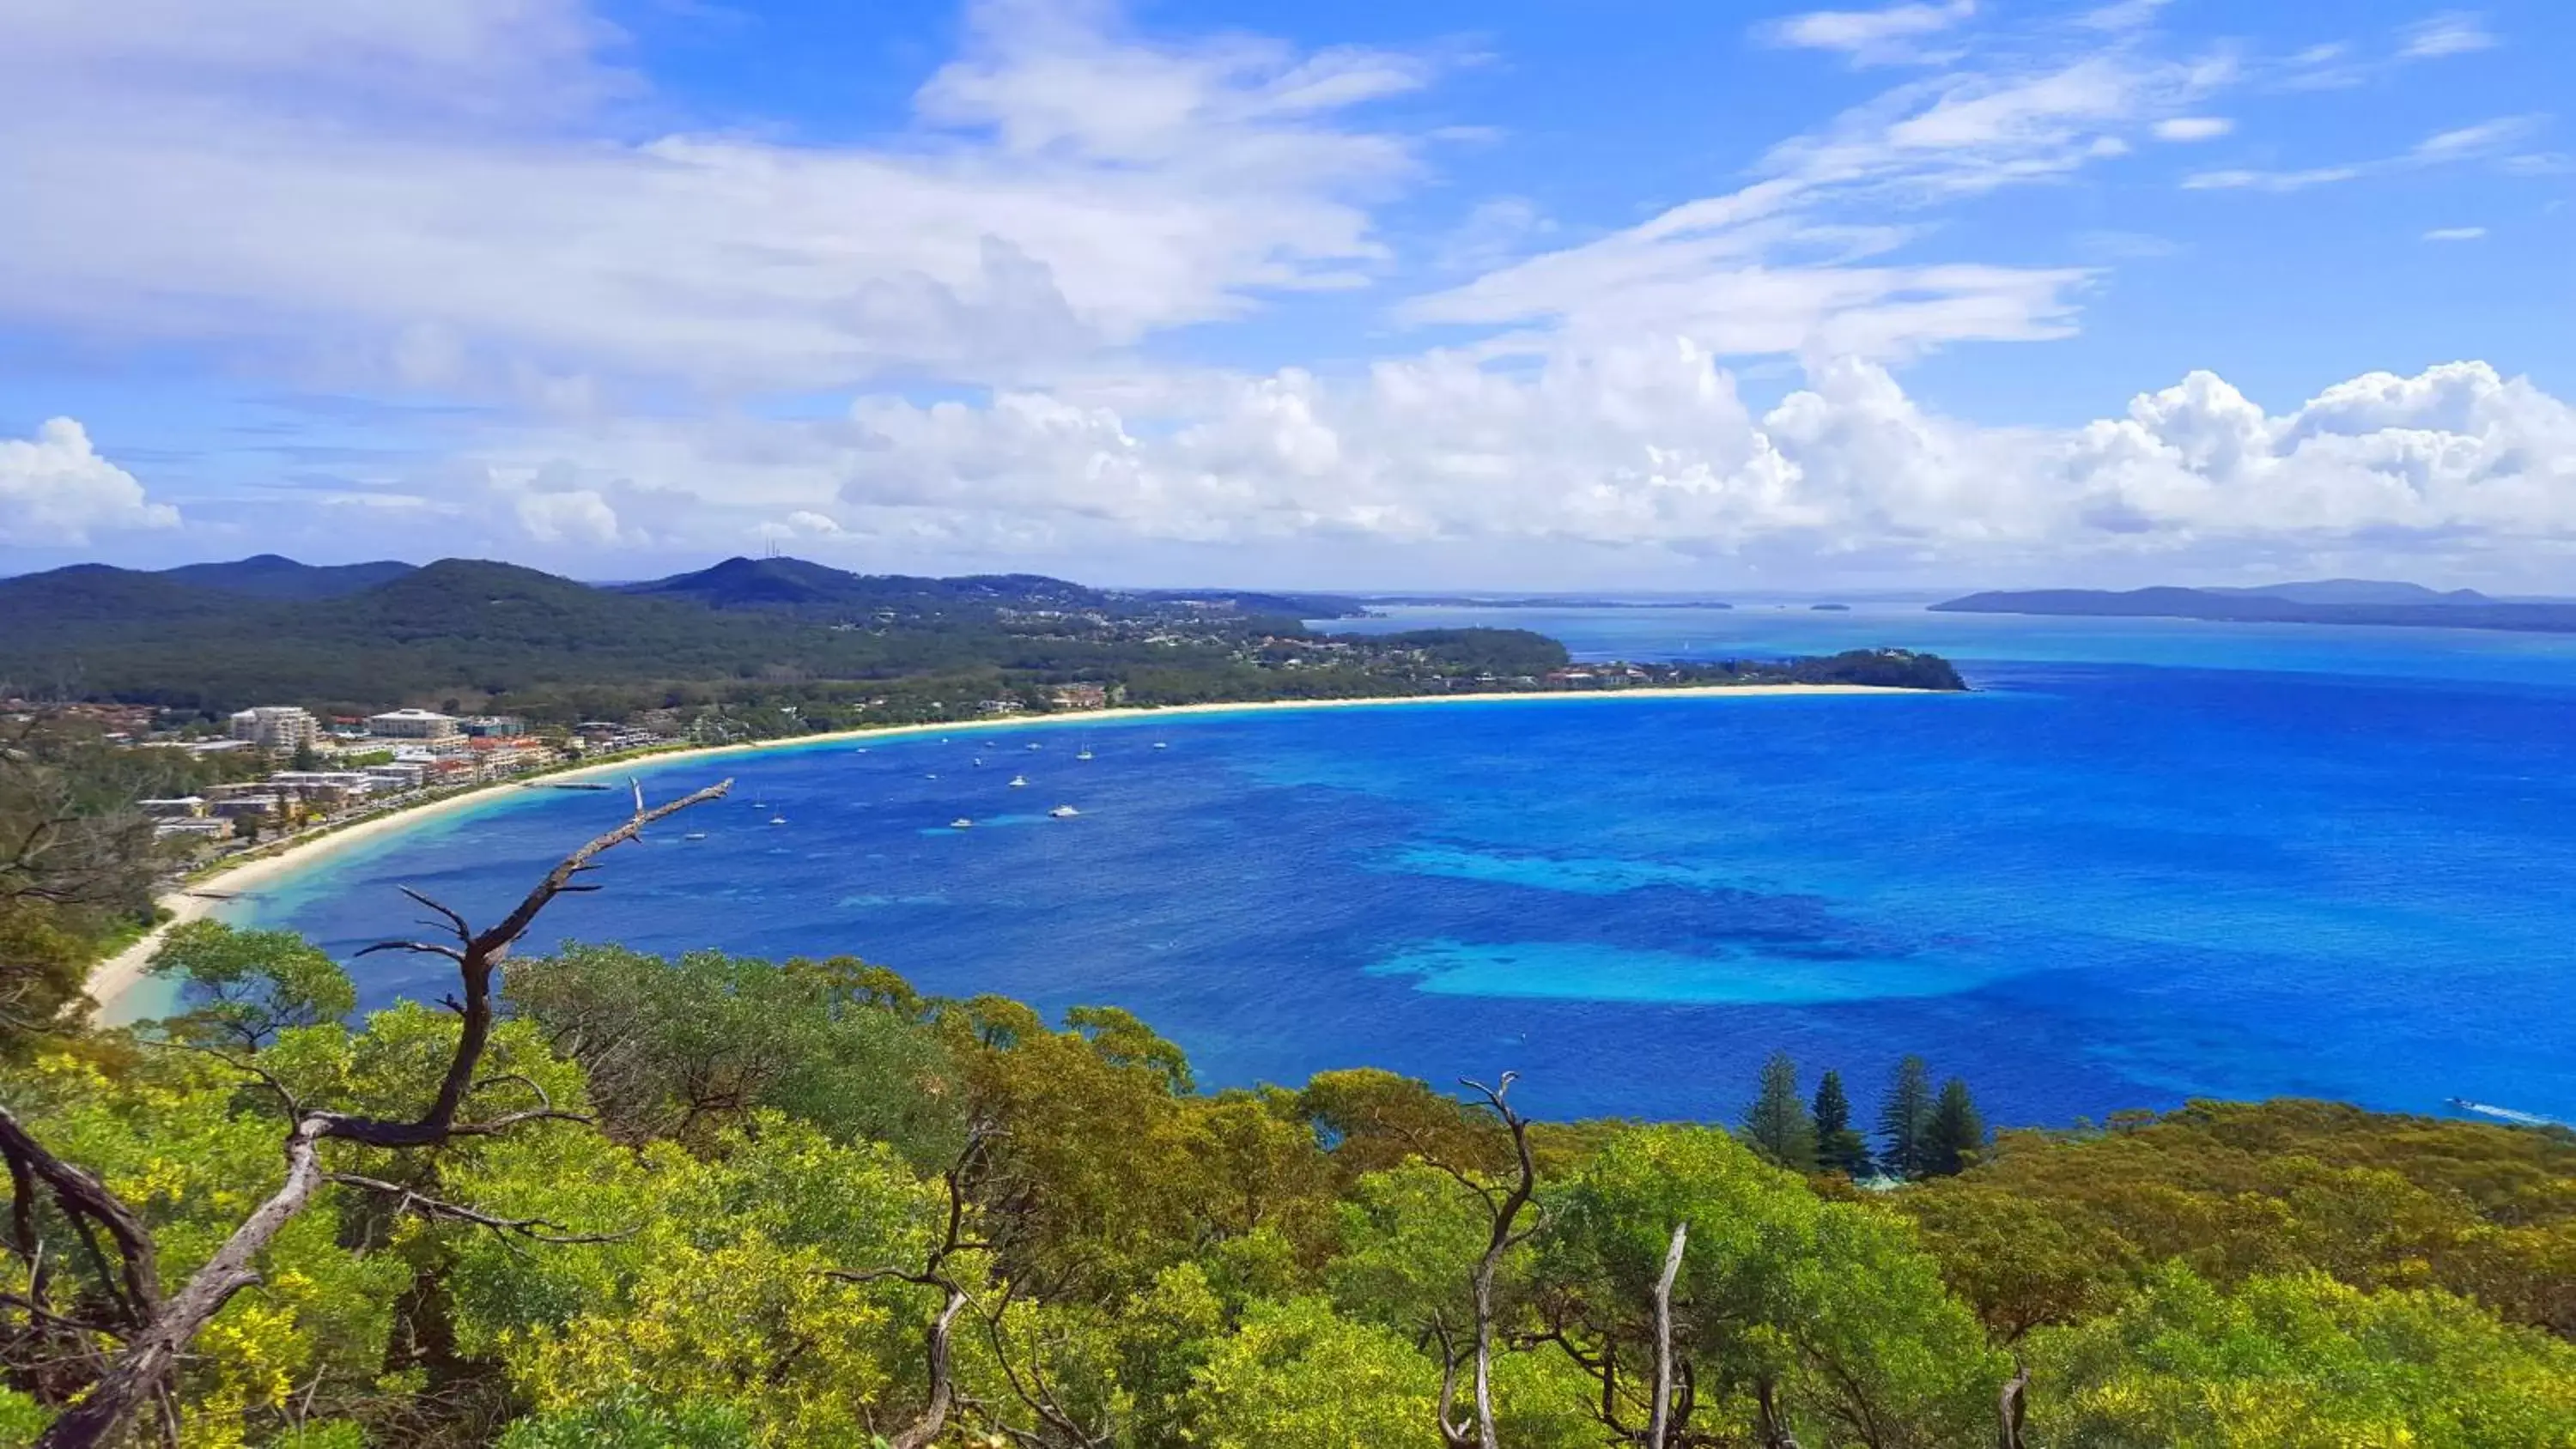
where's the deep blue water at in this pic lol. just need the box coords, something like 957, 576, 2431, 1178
228, 606, 2576, 1127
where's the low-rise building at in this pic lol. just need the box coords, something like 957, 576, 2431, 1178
137, 797, 207, 819
154, 817, 234, 842
210, 795, 285, 820
229, 706, 321, 749
459, 715, 526, 737
1050, 683, 1111, 711
368, 707, 460, 739
364, 762, 429, 791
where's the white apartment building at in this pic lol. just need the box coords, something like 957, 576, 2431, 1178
367, 707, 460, 740
228, 706, 320, 749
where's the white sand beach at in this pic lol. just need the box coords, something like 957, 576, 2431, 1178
84, 682, 1917, 1018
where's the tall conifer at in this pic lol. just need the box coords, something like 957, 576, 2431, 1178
1742, 1051, 1817, 1170
1812, 1069, 1872, 1178
1877, 1054, 1935, 1179
1926, 1076, 1987, 1177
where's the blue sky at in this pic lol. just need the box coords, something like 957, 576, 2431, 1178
2, 0, 2571, 590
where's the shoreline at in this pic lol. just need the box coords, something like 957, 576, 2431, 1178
86, 682, 1923, 1019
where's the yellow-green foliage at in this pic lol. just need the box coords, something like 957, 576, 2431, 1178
1901, 1098, 2576, 1338
2028, 1265, 2576, 1448
3, 1051, 410, 1448
8, 938, 2574, 1448
446, 1113, 954, 1446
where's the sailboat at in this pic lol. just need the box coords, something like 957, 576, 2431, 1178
950, 817, 975, 829
769, 815, 787, 826
1009, 774, 1029, 788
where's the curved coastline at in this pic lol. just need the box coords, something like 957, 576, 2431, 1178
85, 682, 1922, 1020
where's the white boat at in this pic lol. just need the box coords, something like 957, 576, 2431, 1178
1025, 743, 1042, 751
923, 773, 938, 779
950, 817, 974, 829
1049, 804, 1079, 818
769, 815, 787, 826
1009, 774, 1028, 787
973, 756, 984, 767
1076, 749, 1094, 761
1152, 742, 1169, 750
683, 832, 708, 840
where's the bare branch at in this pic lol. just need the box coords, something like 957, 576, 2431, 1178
1648, 1222, 1687, 1449
322, 1173, 638, 1246
1438, 1072, 1542, 1449
27, 779, 732, 1448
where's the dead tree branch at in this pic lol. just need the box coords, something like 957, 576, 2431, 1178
824, 1122, 993, 1449
1434, 1072, 1541, 1449
1647, 1222, 1686, 1449
8, 779, 730, 1448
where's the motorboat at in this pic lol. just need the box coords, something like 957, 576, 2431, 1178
1049, 805, 1079, 818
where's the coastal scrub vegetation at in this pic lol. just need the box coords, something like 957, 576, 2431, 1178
0, 800, 2570, 1446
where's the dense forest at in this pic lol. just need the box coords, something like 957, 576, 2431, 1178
0, 783, 2569, 1446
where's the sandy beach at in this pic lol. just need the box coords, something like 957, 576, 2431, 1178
84, 682, 1916, 1019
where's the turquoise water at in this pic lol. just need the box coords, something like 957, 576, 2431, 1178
234, 607, 2576, 1126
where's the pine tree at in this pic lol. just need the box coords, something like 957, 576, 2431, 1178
1741, 1051, 1817, 1170
1812, 1069, 1872, 1178
1876, 1055, 1935, 1179
1925, 1076, 1987, 1177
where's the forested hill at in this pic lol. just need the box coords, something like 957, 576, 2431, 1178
0, 555, 1616, 721
155, 553, 416, 599
625, 556, 1363, 624
1935, 582, 2576, 633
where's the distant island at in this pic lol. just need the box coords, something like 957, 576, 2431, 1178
1933, 579, 2576, 634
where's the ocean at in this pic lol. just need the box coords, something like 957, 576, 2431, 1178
228, 605, 2576, 1127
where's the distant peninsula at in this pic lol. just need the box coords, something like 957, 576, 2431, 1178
1932, 579, 2576, 634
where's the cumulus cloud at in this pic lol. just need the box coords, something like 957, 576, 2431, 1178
0, 418, 179, 545
416, 353, 2573, 585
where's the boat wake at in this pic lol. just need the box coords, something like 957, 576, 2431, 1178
2449, 1098, 2565, 1128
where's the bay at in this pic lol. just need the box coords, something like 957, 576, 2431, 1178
234, 604, 2576, 1125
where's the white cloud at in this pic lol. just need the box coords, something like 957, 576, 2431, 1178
408, 352, 2574, 586
2152, 116, 2233, 142
2412, 115, 2540, 159
2421, 226, 2487, 241
0, 0, 1434, 393
1403, 21, 2234, 365
2181, 165, 2363, 192
2183, 113, 2542, 191
2399, 11, 2498, 59
512, 487, 624, 547
1755, 1, 1978, 66
0, 419, 180, 545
